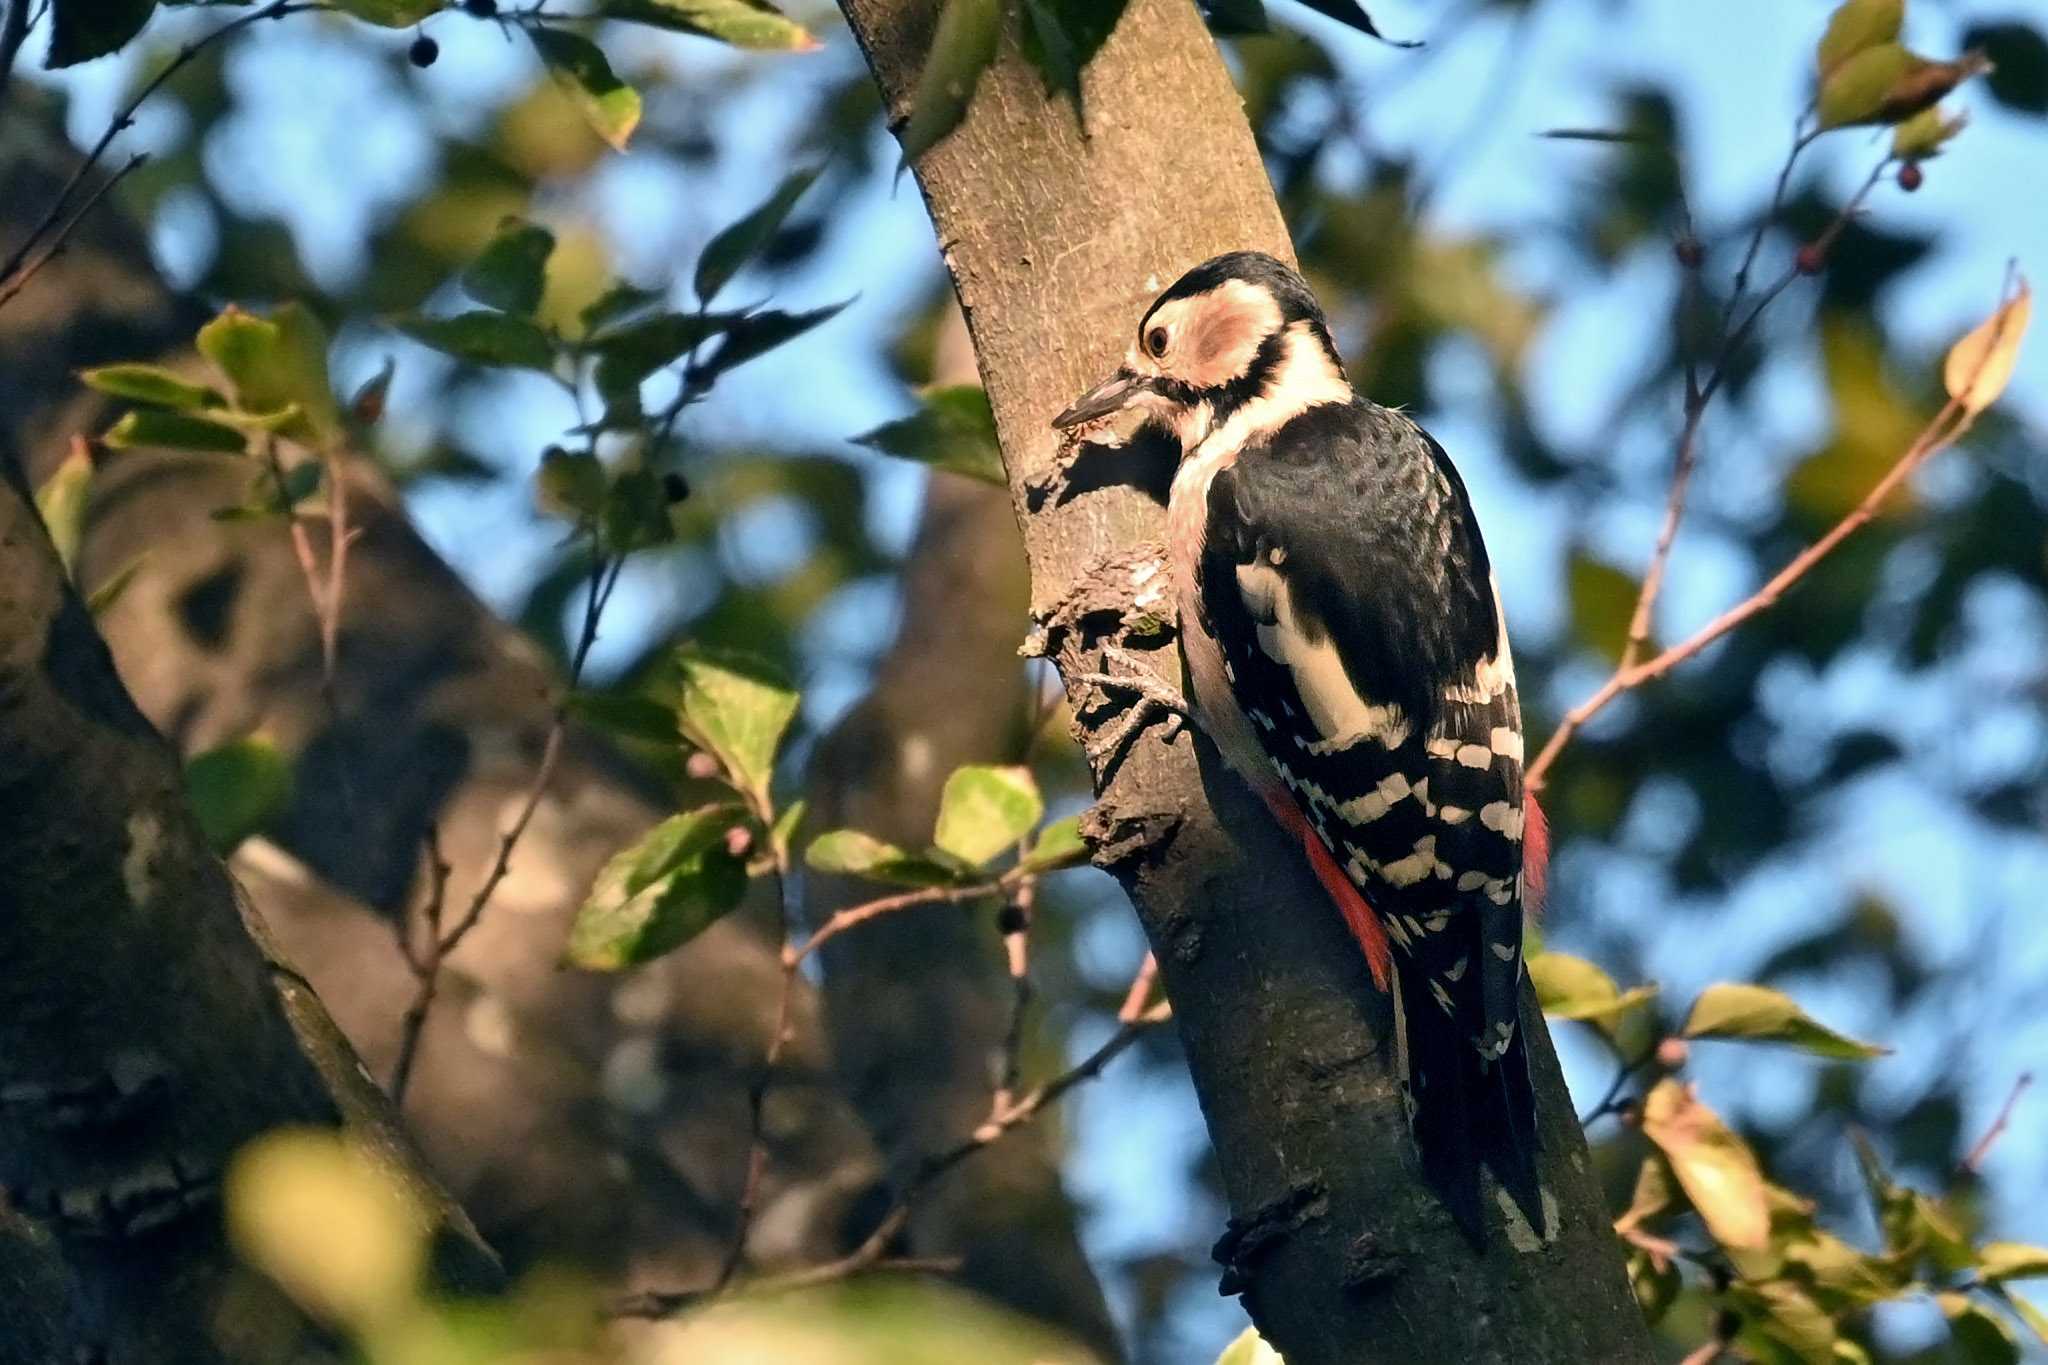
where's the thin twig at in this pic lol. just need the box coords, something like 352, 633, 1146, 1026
1580, 1046, 1657, 1126
992, 878, 1035, 1116
1961, 1072, 2033, 1175
0, 154, 148, 312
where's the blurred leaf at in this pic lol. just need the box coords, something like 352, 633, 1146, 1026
1892, 105, 1968, 160
332, 0, 440, 24
464, 218, 557, 315
1818, 42, 1909, 128
1021, 814, 1088, 873
185, 736, 293, 853
1627, 1250, 1681, 1325
103, 409, 248, 455
1615, 1154, 1679, 1234
1998, 1289, 2048, 1345
536, 448, 606, 521
598, 0, 818, 50
1817, 0, 1902, 77
1018, 0, 1128, 106
48, 0, 155, 66
675, 644, 799, 812
35, 443, 93, 574
768, 798, 805, 865
398, 311, 555, 371
592, 311, 740, 410
195, 303, 340, 447
1291, 1, 1417, 47
1566, 551, 1641, 664
1788, 319, 1924, 521
853, 384, 1006, 485
696, 167, 820, 304
1733, 1279, 1837, 1364
1944, 276, 2032, 417
1852, 1131, 1974, 1274
900, 0, 1000, 165
347, 357, 395, 427
79, 363, 224, 410
1640, 1079, 1770, 1252
1681, 983, 1888, 1059
693, 300, 851, 383
1214, 1325, 1285, 1365
805, 830, 964, 885
566, 805, 749, 968
1965, 22, 2048, 115
530, 27, 642, 152
934, 765, 1043, 868
581, 281, 666, 335
1940, 1293, 2021, 1365
86, 556, 146, 616
1529, 952, 1657, 1040
225, 1129, 425, 1330
1980, 1244, 2048, 1284
1877, 54, 1993, 126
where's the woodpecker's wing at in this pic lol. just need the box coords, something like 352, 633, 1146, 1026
1196, 400, 1540, 1238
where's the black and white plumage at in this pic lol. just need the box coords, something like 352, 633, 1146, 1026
1054, 252, 1548, 1243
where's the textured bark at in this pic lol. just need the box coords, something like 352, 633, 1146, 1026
0, 453, 498, 1361
802, 315, 1121, 1360
832, 3, 1655, 1361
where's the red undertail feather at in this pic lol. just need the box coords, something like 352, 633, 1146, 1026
1261, 789, 1393, 990
1523, 792, 1550, 920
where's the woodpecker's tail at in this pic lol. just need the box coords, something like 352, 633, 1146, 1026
1392, 962, 1543, 1246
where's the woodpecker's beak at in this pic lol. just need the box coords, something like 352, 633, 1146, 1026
1052, 369, 1151, 430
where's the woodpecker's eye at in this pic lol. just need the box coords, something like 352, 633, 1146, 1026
1145, 326, 1170, 359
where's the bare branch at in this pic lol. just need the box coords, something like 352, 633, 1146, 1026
1961, 1071, 2033, 1175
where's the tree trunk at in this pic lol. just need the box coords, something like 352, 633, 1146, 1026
831, 2, 1655, 1361
0, 452, 498, 1362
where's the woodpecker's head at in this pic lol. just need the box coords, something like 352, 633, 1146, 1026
1052, 251, 1350, 450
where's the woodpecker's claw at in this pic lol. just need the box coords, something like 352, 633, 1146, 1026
1074, 644, 1192, 780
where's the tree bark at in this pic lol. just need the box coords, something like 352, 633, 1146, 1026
802, 314, 1122, 1360
0, 452, 498, 1362
832, 2, 1655, 1361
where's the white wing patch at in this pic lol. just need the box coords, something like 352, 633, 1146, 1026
1234, 561, 1414, 753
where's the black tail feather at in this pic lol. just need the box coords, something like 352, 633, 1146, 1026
1394, 965, 1543, 1246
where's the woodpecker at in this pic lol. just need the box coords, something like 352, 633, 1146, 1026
1053, 251, 1549, 1242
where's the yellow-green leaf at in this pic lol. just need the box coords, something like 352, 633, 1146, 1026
1681, 982, 1887, 1059
597, 0, 819, 50
1944, 276, 2032, 418
1998, 1288, 2048, 1346
86, 556, 146, 617
1640, 1079, 1770, 1252
535, 448, 607, 522
1614, 1154, 1679, 1235
1021, 814, 1088, 873
185, 736, 294, 854
1529, 951, 1658, 1035
79, 363, 224, 410
1817, 42, 1909, 128
804, 830, 964, 886
103, 408, 248, 455
330, 0, 440, 26
675, 644, 799, 812
853, 384, 1006, 486
530, 27, 641, 152
1980, 1243, 2048, 1284
195, 303, 339, 447
1817, 0, 1903, 77
1214, 1325, 1284, 1365
35, 442, 94, 574
1566, 550, 1642, 664
463, 218, 557, 315
899, 0, 1000, 165
397, 310, 556, 371
1940, 1292, 2021, 1365
565, 805, 749, 969
933, 765, 1043, 868
1892, 106, 1967, 160
1733, 1280, 1837, 1365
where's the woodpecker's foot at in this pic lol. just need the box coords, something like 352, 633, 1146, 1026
1074, 644, 1191, 779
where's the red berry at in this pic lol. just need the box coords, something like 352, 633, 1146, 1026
1898, 163, 1924, 192
1655, 1037, 1690, 1070
408, 34, 438, 67
1673, 238, 1704, 270
685, 751, 721, 781
1795, 243, 1826, 276
724, 825, 753, 859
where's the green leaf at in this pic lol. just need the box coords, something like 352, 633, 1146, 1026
86, 556, 146, 617
195, 303, 340, 447
1681, 983, 1888, 1060
79, 363, 224, 410
536, 448, 607, 522
693, 300, 851, 383
48, 0, 156, 67
899, 0, 1000, 165
1213, 1326, 1283, 1365
591, 311, 741, 410
529, 27, 642, 152
1940, 1293, 2021, 1365
1626, 1250, 1681, 1326
1817, 0, 1903, 77
1733, 1280, 1837, 1365
804, 830, 964, 886
695, 168, 820, 304
1566, 550, 1642, 664
580, 281, 666, 335
1980, 1244, 2048, 1284
1891, 105, 1967, 160
596, 0, 818, 52
330, 0, 441, 25
1018, 0, 1128, 106
103, 409, 249, 455
934, 765, 1043, 868
1640, 1079, 1771, 1252
852, 385, 1006, 485
768, 798, 806, 866
675, 645, 799, 812
1614, 1154, 1679, 1234
463, 218, 557, 315
35, 444, 94, 574
600, 469, 678, 554
1021, 814, 1088, 873
1817, 42, 1910, 128
565, 806, 749, 969
1528, 952, 1658, 1036
398, 311, 556, 371
184, 736, 294, 854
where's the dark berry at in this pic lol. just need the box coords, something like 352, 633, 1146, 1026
662, 472, 690, 503
1673, 237, 1704, 270
409, 34, 439, 67
1794, 243, 1826, 276
1898, 163, 1924, 192
463, 0, 498, 14
995, 903, 1029, 936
